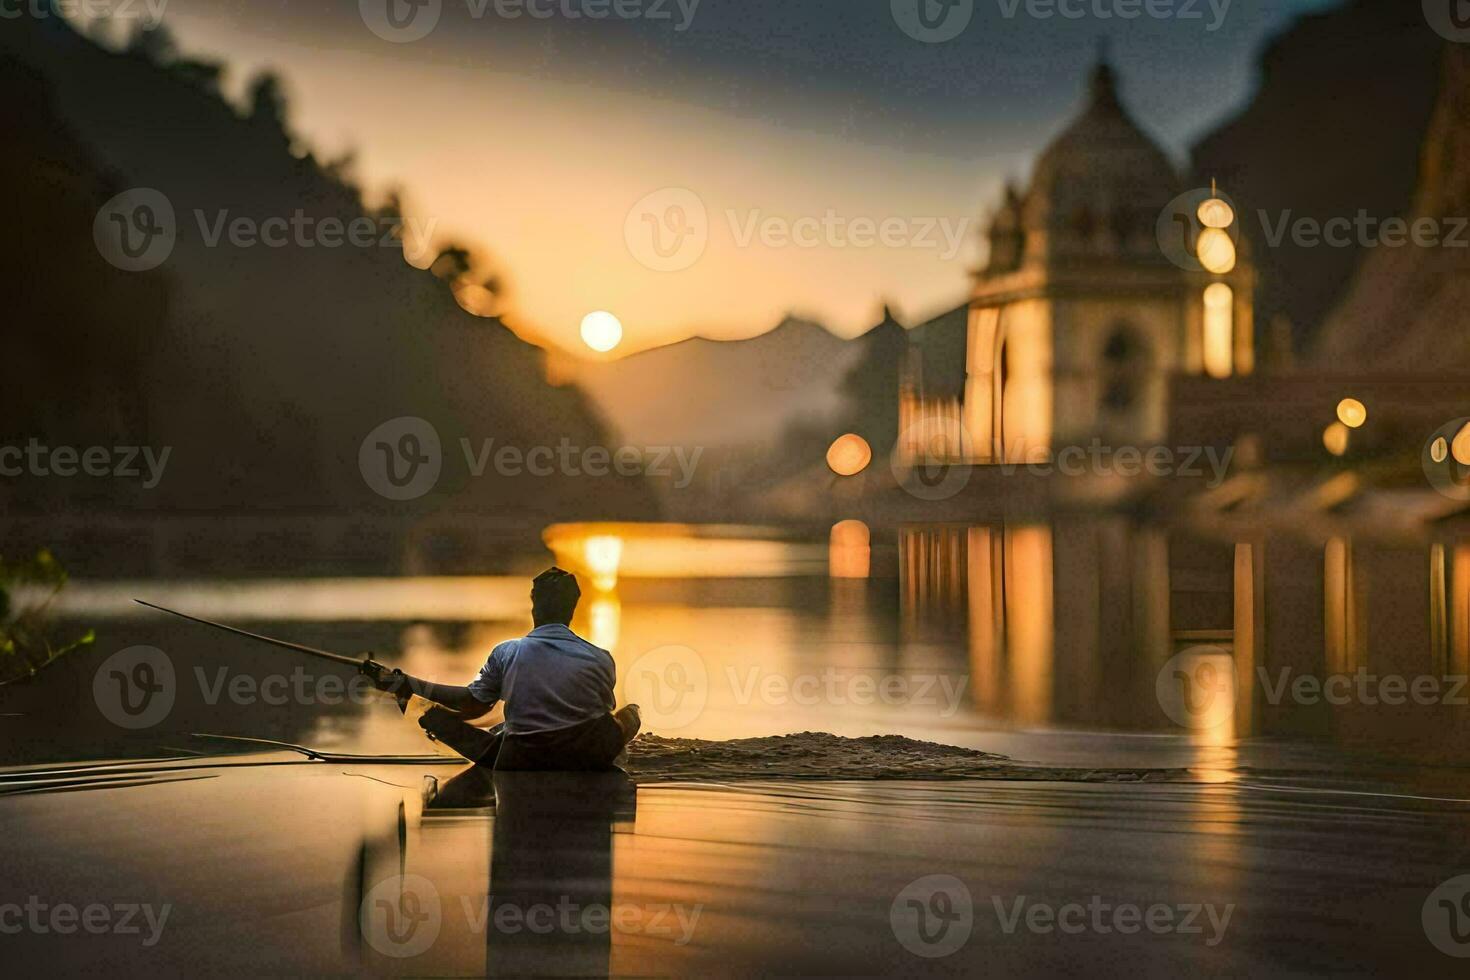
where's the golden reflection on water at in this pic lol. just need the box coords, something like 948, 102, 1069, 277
544, 523, 826, 583
585, 593, 622, 652
56, 520, 1470, 765
828, 520, 870, 579
1005, 526, 1055, 726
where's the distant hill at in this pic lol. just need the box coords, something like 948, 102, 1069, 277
556, 315, 871, 449
1, 15, 656, 552
1314, 43, 1470, 371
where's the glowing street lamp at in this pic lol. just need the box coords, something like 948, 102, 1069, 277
1195, 182, 1238, 275
826, 434, 872, 477
1454, 422, 1470, 466
1336, 398, 1367, 429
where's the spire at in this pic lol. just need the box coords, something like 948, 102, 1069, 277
1088, 38, 1120, 111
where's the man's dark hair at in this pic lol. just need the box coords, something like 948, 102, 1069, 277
531, 567, 581, 626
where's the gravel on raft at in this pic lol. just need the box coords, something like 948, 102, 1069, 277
621, 732, 1189, 782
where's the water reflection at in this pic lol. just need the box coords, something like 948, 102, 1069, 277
484, 771, 635, 979
828, 520, 870, 580
34, 520, 1470, 768
354, 767, 637, 977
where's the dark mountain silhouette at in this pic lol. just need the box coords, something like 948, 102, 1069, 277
1314, 43, 1470, 371
2, 16, 655, 571
1190, 0, 1446, 358
5, 56, 165, 477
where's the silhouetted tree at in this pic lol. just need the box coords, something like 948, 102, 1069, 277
246, 71, 291, 141
430, 244, 474, 282
124, 21, 177, 65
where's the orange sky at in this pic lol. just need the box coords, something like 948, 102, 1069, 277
137, 1, 1325, 355
160, 31, 994, 353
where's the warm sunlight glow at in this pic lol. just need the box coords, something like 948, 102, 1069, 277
826, 433, 873, 477
1454, 423, 1470, 466
582, 534, 625, 591
1323, 422, 1349, 457
580, 311, 624, 353
1203, 282, 1234, 379
1336, 398, 1367, 429
1196, 228, 1237, 274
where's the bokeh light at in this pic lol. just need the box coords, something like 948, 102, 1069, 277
1454, 422, 1470, 466
1195, 228, 1237, 274
1197, 197, 1235, 229
1336, 398, 1367, 429
826, 433, 873, 477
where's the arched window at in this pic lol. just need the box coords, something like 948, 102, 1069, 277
1101, 324, 1150, 414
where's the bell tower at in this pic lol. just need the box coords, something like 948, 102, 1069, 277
963, 58, 1253, 462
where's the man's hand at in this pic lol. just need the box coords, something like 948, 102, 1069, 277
359, 658, 409, 693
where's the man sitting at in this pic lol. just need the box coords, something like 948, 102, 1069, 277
363, 567, 640, 770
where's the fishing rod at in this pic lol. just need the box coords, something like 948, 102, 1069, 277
134, 600, 412, 712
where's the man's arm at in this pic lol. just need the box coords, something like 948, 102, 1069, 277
360, 662, 494, 718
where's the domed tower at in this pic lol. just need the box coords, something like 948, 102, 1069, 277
963, 58, 1253, 461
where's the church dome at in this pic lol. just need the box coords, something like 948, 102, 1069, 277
1017, 61, 1181, 266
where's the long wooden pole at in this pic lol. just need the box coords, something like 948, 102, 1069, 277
134, 599, 366, 667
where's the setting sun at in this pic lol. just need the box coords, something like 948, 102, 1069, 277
580, 311, 624, 353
